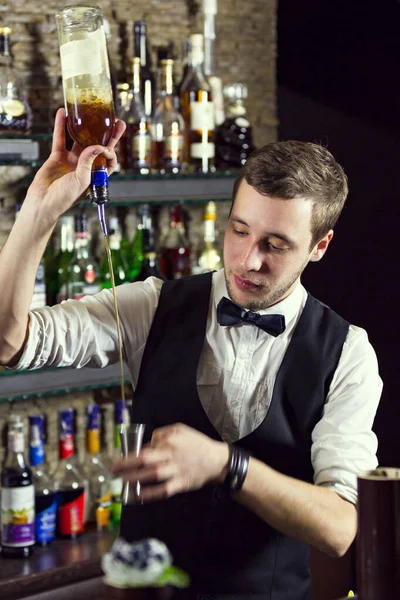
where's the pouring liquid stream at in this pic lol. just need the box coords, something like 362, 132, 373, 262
103, 234, 128, 453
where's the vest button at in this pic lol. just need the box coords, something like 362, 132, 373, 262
212, 486, 226, 501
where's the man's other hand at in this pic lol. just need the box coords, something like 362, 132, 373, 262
111, 423, 230, 502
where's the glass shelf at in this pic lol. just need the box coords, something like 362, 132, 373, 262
0, 363, 130, 403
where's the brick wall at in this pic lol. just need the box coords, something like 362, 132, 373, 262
0, 0, 277, 468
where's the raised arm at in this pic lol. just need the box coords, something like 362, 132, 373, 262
0, 108, 125, 366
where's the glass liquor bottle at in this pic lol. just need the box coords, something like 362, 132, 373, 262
202, 0, 225, 126
151, 59, 184, 174
67, 214, 100, 300
119, 58, 152, 174
127, 205, 147, 281
1, 415, 35, 557
134, 20, 155, 118
56, 5, 115, 217
100, 216, 129, 288
215, 83, 255, 169
56, 215, 75, 303
160, 205, 191, 280
180, 33, 215, 173
29, 415, 57, 547
198, 201, 222, 272
134, 207, 164, 282
83, 404, 112, 532
0, 27, 32, 134
54, 409, 85, 539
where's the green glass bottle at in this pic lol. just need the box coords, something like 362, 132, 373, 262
56, 216, 75, 303
100, 217, 129, 288
128, 205, 149, 281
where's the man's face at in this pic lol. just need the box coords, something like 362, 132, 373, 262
223, 180, 332, 310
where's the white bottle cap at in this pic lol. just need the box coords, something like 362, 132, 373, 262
203, 0, 217, 15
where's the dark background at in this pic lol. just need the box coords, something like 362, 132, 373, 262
277, 0, 399, 465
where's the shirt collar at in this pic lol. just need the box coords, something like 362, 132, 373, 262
213, 268, 305, 327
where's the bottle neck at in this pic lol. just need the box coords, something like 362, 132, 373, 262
227, 99, 247, 118
0, 33, 10, 57
86, 426, 100, 455
159, 63, 174, 96
204, 218, 216, 243
203, 13, 217, 76
134, 25, 148, 68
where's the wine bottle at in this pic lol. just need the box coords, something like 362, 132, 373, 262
67, 214, 100, 300
180, 33, 215, 173
29, 415, 57, 547
118, 58, 152, 174
56, 215, 75, 303
127, 206, 146, 281
134, 206, 164, 282
100, 216, 129, 288
54, 409, 85, 539
83, 404, 112, 532
215, 83, 255, 169
198, 201, 222, 272
134, 20, 155, 118
202, 0, 225, 126
160, 205, 191, 280
151, 59, 184, 174
0, 27, 33, 134
1, 415, 35, 558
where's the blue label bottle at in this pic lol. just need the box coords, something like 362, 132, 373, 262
29, 415, 57, 546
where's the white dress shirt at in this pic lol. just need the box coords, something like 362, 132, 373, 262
14, 269, 382, 505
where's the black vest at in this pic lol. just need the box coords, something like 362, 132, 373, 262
120, 273, 349, 600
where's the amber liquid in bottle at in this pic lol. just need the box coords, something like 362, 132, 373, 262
66, 96, 114, 170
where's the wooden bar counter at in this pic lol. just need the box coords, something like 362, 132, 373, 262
0, 529, 117, 599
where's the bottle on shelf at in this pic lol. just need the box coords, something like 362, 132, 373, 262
1, 415, 35, 558
83, 404, 112, 532
103, 18, 119, 111
67, 214, 100, 300
134, 205, 165, 282
176, 38, 191, 100
118, 58, 152, 174
215, 83, 255, 169
202, 0, 225, 127
197, 201, 222, 273
29, 415, 57, 547
180, 33, 215, 173
160, 204, 191, 280
151, 59, 184, 174
100, 216, 129, 288
127, 206, 146, 281
110, 399, 125, 529
55, 215, 75, 304
0, 26, 33, 134
133, 20, 155, 118
54, 408, 86, 539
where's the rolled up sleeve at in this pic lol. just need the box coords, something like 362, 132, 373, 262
10, 277, 163, 372
311, 325, 382, 505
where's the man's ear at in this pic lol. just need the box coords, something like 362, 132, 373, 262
309, 230, 334, 262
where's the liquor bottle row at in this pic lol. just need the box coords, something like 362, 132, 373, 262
117, 33, 254, 174
37, 201, 222, 308
0, 400, 128, 557
0, 10, 255, 171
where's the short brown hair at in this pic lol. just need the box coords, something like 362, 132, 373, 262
232, 140, 349, 247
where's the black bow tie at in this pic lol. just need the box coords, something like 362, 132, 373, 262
217, 297, 286, 336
